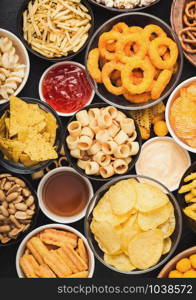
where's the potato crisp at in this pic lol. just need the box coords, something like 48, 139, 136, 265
0, 96, 58, 166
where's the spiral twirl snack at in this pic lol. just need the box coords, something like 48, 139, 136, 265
87, 23, 179, 104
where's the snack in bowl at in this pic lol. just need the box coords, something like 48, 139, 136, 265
17, 226, 93, 278
66, 106, 140, 179
39, 62, 94, 116
169, 82, 196, 149
168, 254, 196, 278
22, 0, 92, 59
0, 36, 26, 101
179, 172, 196, 221
87, 22, 179, 104
90, 178, 177, 272
0, 173, 36, 245
136, 137, 191, 191
0, 96, 58, 166
93, 0, 158, 10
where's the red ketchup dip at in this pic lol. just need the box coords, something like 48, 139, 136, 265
42, 63, 93, 114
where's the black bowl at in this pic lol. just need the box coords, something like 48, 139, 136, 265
0, 97, 64, 174
84, 174, 182, 275
178, 162, 196, 234
17, 0, 94, 62
64, 102, 142, 181
0, 170, 39, 248
85, 12, 184, 111
87, 0, 161, 13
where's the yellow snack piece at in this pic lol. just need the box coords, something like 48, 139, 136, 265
176, 258, 191, 273
183, 203, 196, 221
151, 112, 165, 124
154, 120, 168, 137
139, 126, 150, 140
183, 270, 196, 278
168, 270, 183, 278
189, 254, 196, 269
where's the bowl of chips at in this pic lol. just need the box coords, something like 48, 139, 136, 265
178, 162, 196, 234
16, 223, 95, 278
17, 0, 94, 62
85, 175, 182, 274
0, 170, 39, 247
64, 102, 142, 181
85, 12, 183, 111
0, 96, 64, 174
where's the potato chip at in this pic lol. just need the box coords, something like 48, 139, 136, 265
162, 237, 172, 255
109, 179, 137, 215
128, 229, 164, 270
134, 183, 169, 213
137, 202, 172, 231
120, 217, 141, 255
158, 212, 176, 238
104, 253, 135, 272
93, 193, 129, 226
90, 220, 121, 255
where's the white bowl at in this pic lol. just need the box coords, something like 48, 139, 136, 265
0, 28, 30, 104
165, 77, 196, 153
37, 167, 94, 224
16, 223, 95, 278
135, 136, 191, 192
39, 61, 95, 117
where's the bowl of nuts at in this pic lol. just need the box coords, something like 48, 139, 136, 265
0, 171, 38, 247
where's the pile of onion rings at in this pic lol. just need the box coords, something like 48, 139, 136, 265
87, 23, 179, 104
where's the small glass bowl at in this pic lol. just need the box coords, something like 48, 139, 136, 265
64, 102, 142, 182
0, 97, 64, 174
84, 174, 182, 275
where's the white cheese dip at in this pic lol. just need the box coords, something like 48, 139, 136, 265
136, 138, 190, 191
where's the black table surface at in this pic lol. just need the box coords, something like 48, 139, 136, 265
0, 0, 195, 279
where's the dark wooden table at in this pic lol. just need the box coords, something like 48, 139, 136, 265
0, 0, 195, 278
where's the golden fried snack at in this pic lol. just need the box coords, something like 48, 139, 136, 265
56, 248, 79, 273
62, 245, 88, 272
69, 271, 88, 278
27, 237, 48, 264
36, 264, 56, 278
40, 228, 77, 248
20, 254, 39, 278
76, 238, 88, 264
44, 250, 72, 278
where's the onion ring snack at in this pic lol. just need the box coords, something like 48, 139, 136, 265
87, 22, 179, 104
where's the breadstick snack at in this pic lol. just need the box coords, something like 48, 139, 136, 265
66, 105, 140, 179
19, 228, 90, 278
22, 0, 92, 59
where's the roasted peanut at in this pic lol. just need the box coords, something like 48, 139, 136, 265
26, 209, 34, 216
1, 237, 11, 243
14, 195, 23, 204
6, 192, 18, 202
15, 203, 27, 211
0, 225, 10, 232
2, 201, 8, 209
9, 215, 21, 228
15, 211, 27, 220
0, 214, 5, 221
8, 208, 15, 215
1, 178, 6, 189
6, 184, 20, 195
0, 190, 5, 201
26, 195, 34, 207
0, 174, 11, 179
22, 188, 30, 197
4, 181, 12, 191
0, 206, 9, 217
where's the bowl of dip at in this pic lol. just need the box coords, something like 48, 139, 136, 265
37, 167, 94, 223
135, 137, 191, 192
165, 77, 196, 153
39, 61, 95, 117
